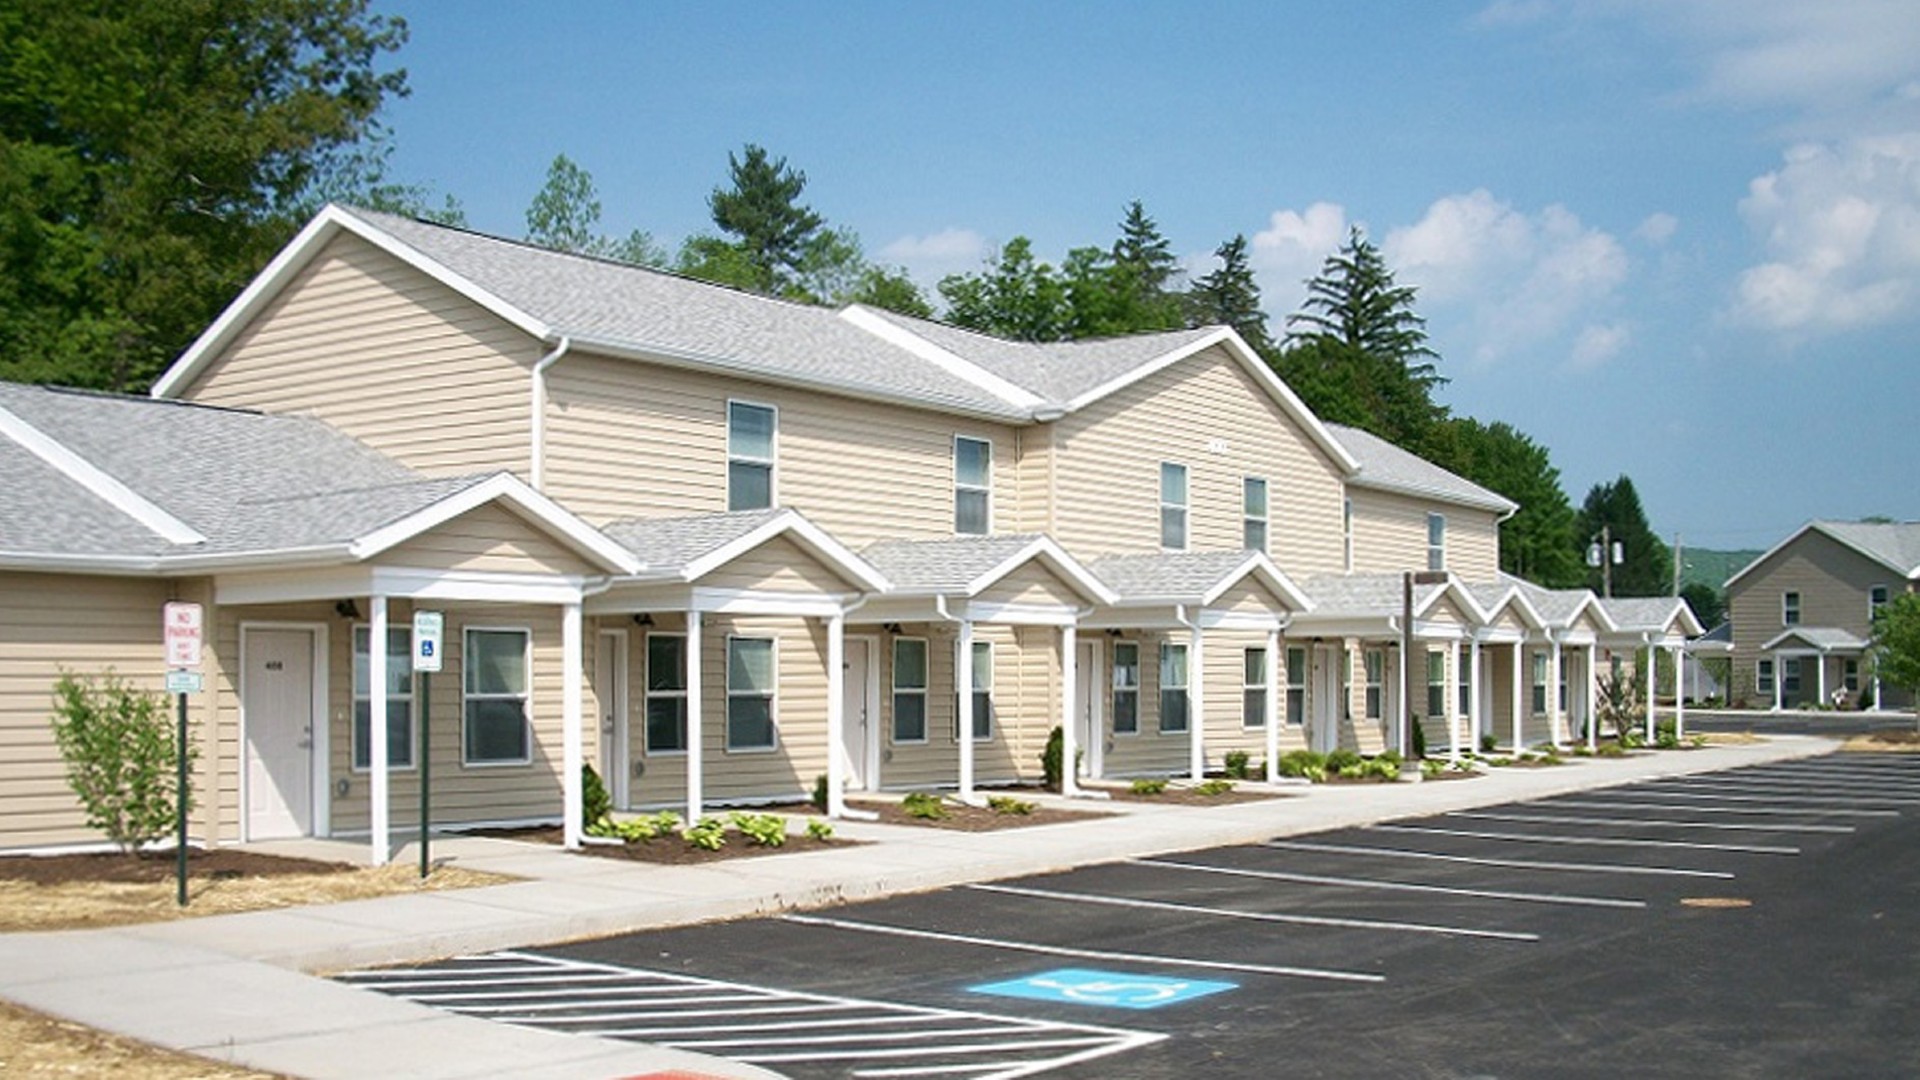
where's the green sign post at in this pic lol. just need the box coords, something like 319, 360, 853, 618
412, 611, 443, 879
162, 602, 204, 907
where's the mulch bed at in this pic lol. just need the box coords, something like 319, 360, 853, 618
842, 796, 1112, 831
467, 825, 857, 865
1088, 784, 1294, 806
0, 848, 351, 887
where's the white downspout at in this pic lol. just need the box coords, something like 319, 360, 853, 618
529, 336, 572, 491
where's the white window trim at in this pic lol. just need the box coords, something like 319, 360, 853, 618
953, 435, 993, 536
727, 399, 778, 512
462, 625, 533, 768
1427, 512, 1447, 572
642, 631, 688, 757
1782, 590, 1801, 626
1242, 646, 1267, 729
1111, 640, 1141, 737
1869, 585, 1889, 620
956, 639, 994, 742
1426, 648, 1445, 718
1364, 648, 1384, 721
891, 636, 930, 745
1160, 461, 1189, 552
1531, 652, 1549, 715
1757, 658, 1775, 694
1158, 641, 1190, 735
724, 634, 779, 753
1285, 645, 1307, 727
1243, 475, 1269, 554
351, 623, 417, 773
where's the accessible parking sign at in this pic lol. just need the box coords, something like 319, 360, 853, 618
969, 968, 1235, 1010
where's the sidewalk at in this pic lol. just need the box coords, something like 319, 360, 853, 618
0, 735, 1834, 1079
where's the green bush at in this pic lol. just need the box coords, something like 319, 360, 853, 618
1408, 716, 1427, 760
1325, 748, 1362, 772
1223, 750, 1250, 779
1130, 777, 1168, 796
50, 670, 192, 855
1361, 756, 1400, 781
1479, 733, 1497, 753
682, 816, 727, 850
581, 763, 614, 836
987, 794, 1035, 815
811, 773, 829, 811
1421, 758, 1445, 779
728, 811, 788, 847
1193, 779, 1235, 796
1278, 750, 1328, 782
804, 818, 835, 841
1041, 726, 1064, 791
902, 791, 948, 819
611, 811, 681, 842
1375, 749, 1402, 768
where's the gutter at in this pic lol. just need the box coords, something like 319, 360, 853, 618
529, 336, 573, 491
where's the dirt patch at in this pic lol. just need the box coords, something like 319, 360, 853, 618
1842, 729, 1920, 752
0, 999, 284, 1079
1085, 784, 1291, 806
1694, 731, 1765, 745
469, 824, 857, 864
0, 849, 514, 933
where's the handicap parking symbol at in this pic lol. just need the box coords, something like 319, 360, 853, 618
969, 968, 1236, 1010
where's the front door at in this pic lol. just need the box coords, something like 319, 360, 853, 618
597, 631, 628, 808
1311, 645, 1343, 754
841, 638, 874, 790
244, 628, 315, 840
1075, 639, 1101, 779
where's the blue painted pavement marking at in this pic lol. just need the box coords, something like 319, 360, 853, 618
969, 968, 1236, 1010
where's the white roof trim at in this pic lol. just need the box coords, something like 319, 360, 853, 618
1477, 585, 1549, 631
962, 536, 1119, 606
348, 473, 640, 574
152, 205, 552, 399
1198, 552, 1314, 613
838, 305, 1047, 411
1345, 470, 1518, 517
1726, 520, 1920, 590
1060, 328, 1360, 475
0, 404, 206, 545
1414, 579, 1493, 625
679, 510, 891, 594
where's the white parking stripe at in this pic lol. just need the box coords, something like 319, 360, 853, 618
967, 882, 1538, 941
1677, 774, 1920, 793
1132, 857, 1645, 908
1266, 839, 1734, 878
1449, 810, 1854, 834
1371, 823, 1799, 855
1546, 798, 1898, 819
1615, 789, 1910, 808
782, 913, 1384, 983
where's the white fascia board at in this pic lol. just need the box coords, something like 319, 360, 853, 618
1286, 613, 1399, 639
1413, 580, 1492, 626
1345, 473, 1518, 517
347, 472, 640, 575
1484, 586, 1550, 631
838, 306, 1049, 411
964, 537, 1119, 606
1063, 329, 1362, 476
0, 405, 206, 544
1197, 552, 1315, 613
690, 587, 854, 618
153, 205, 552, 399
1195, 609, 1285, 632
0, 551, 167, 574
681, 510, 890, 594
966, 600, 1082, 627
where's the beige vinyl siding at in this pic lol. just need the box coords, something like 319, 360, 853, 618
1213, 578, 1290, 617
1013, 426, 1055, 535
1201, 629, 1305, 768
872, 623, 1051, 791
1727, 530, 1905, 706
180, 233, 536, 477
975, 562, 1088, 609
700, 535, 861, 595
0, 573, 175, 849
382, 502, 598, 577
1045, 346, 1347, 576
1101, 631, 1190, 777
541, 352, 1022, 541
1349, 488, 1501, 579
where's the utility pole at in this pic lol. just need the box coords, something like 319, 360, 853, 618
1588, 525, 1620, 599
1671, 533, 1683, 597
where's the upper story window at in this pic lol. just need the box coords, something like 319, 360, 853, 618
1870, 585, 1890, 621
1243, 476, 1269, 553
727, 401, 776, 511
1343, 498, 1355, 572
1426, 512, 1446, 572
954, 436, 991, 535
1782, 591, 1801, 626
1160, 462, 1188, 550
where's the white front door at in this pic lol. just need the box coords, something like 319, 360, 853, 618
1312, 645, 1343, 754
245, 628, 315, 840
597, 631, 629, 808
1074, 639, 1101, 779
841, 637, 874, 790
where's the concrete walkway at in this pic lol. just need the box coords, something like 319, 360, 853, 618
0, 735, 1834, 1079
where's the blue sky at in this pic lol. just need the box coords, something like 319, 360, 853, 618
376, 0, 1920, 553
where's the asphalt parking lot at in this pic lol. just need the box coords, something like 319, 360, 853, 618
342, 753, 1920, 1079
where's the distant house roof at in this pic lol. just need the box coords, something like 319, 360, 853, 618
1726, 520, 1920, 589
1761, 626, 1870, 652
1326, 423, 1518, 516
0, 381, 635, 574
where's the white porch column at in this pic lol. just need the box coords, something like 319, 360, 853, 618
1586, 645, 1599, 751
1872, 673, 1883, 712
957, 620, 976, 802
561, 601, 584, 850
1548, 639, 1565, 748
826, 613, 847, 818
1468, 639, 1483, 754
1671, 643, 1686, 740
1189, 624, 1206, 781
1265, 628, 1281, 783
1447, 638, 1462, 764
685, 609, 703, 825
369, 594, 390, 867
1645, 645, 1657, 743
1510, 641, 1524, 751
1815, 652, 1828, 705
1060, 624, 1080, 797
1773, 650, 1784, 711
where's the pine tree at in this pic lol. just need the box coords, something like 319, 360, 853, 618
1577, 476, 1672, 597
1188, 234, 1270, 352
1107, 201, 1184, 332
706, 144, 826, 295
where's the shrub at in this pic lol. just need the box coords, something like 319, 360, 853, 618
1223, 750, 1250, 779
1362, 756, 1400, 781
729, 811, 788, 847
1130, 778, 1168, 796
902, 791, 948, 819
1479, 733, 1497, 753
49, 670, 191, 855
612, 811, 681, 842
811, 773, 829, 811
1421, 758, 1445, 779
581, 764, 614, 836
1375, 749, 1402, 768
804, 818, 834, 841
1325, 748, 1362, 772
1193, 779, 1234, 796
682, 816, 727, 850
1407, 717, 1427, 760
1278, 750, 1328, 782
1041, 726, 1064, 791
987, 794, 1035, 815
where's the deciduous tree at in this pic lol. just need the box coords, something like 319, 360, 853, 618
1869, 593, 1920, 717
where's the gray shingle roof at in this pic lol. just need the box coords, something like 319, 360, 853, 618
1327, 423, 1516, 514
1763, 625, 1869, 651
859, 534, 1050, 593
1495, 573, 1594, 625
1088, 551, 1266, 602
1814, 521, 1920, 578
1600, 596, 1692, 633
0, 437, 172, 557
1298, 573, 1455, 618
600, 509, 788, 574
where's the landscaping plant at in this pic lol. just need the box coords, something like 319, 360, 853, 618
728, 811, 788, 847
1192, 779, 1235, 796
681, 816, 728, 850
581, 764, 615, 836
804, 818, 835, 841
902, 791, 948, 819
987, 795, 1035, 815
1130, 778, 1169, 796
49, 670, 191, 856
1278, 749, 1328, 782
1223, 750, 1250, 779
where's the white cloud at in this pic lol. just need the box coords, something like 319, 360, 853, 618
1730, 134, 1920, 332
1569, 322, 1631, 370
877, 227, 989, 281
1634, 212, 1679, 245
1248, 202, 1349, 309
1384, 190, 1629, 366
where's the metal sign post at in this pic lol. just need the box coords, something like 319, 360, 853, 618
412, 611, 443, 879
163, 602, 204, 907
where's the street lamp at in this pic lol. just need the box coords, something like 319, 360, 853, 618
1587, 526, 1624, 598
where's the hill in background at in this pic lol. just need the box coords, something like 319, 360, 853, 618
1679, 547, 1763, 592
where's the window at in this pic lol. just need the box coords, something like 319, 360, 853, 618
954, 436, 991, 535
1243, 648, 1268, 729
726, 637, 777, 750
1364, 649, 1384, 720
1159, 643, 1189, 733
644, 633, 687, 754
1458, 664, 1472, 717
1782, 657, 1801, 696
1531, 652, 1549, 715
1427, 649, 1445, 717
1757, 659, 1775, 694
1844, 658, 1860, 692
1782, 591, 1800, 626
464, 628, 530, 764
892, 638, 928, 742
727, 401, 776, 511
1243, 477, 1269, 553
1427, 513, 1446, 572
1871, 585, 1890, 621
1558, 659, 1569, 712
1160, 462, 1188, 550
1342, 498, 1355, 572
962, 640, 994, 740
1285, 647, 1306, 726
353, 625, 413, 770
1112, 642, 1140, 735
